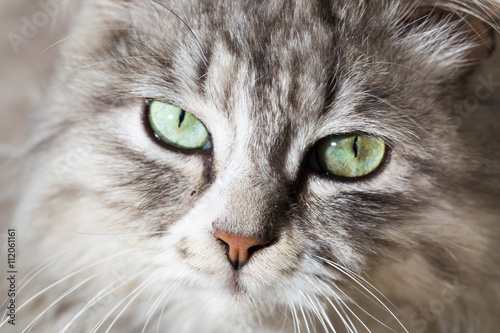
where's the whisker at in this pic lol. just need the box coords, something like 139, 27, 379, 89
156, 281, 181, 333
287, 302, 296, 333
142, 281, 178, 333
1, 231, 168, 316
312, 294, 337, 333
91, 275, 155, 333
350, 91, 429, 136
318, 280, 372, 333
338, 306, 359, 333
332, 282, 398, 333
0, 256, 56, 323
302, 274, 353, 333
37, 28, 147, 59
146, 289, 169, 319
152, 0, 208, 66
301, 291, 329, 333
5, 233, 162, 303
70, 55, 171, 74
279, 303, 290, 333
316, 256, 396, 309
362, 61, 429, 78
326, 64, 341, 109
60, 271, 141, 333
17, 249, 133, 313
299, 305, 312, 333
60, 230, 171, 237
290, 302, 300, 333
1, 239, 107, 315
175, 0, 209, 66
342, 282, 390, 315
0, 247, 132, 326
19, 251, 156, 332
316, 256, 409, 333
104, 278, 155, 333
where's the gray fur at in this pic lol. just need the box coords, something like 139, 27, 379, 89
1, 0, 500, 332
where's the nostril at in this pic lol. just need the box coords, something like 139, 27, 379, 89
216, 237, 230, 251
247, 244, 265, 258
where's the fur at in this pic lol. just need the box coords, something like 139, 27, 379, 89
1, 0, 500, 332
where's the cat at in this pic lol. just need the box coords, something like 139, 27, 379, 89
1, 0, 500, 332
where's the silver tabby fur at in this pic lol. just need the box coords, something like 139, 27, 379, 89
1, 0, 500, 332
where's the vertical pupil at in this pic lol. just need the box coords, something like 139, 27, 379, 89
353, 136, 359, 158
178, 110, 186, 127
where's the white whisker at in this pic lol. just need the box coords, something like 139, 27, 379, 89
351, 91, 429, 136
300, 304, 312, 333
19, 251, 155, 332
1, 248, 133, 326
1, 238, 120, 315
313, 294, 338, 333
318, 279, 371, 333
364, 61, 428, 78
91, 276, 155, 333
142, 281, 178, 333
37, 28, 147, 58
71, 56, 171, 74
17, 249, 133, 313
156, 281, 180, 333
59, 271, 142, 333
105, 279, 154, 333
3, 232, 166, 310
332, 281, 398, 333
290, 302, 300, 333
302, 274, 353, 333
316, 257, 396, 308
338, 306, 359, 333
316, 256, 409, 333
279, 303, 290, 333
302, 291, 329, 333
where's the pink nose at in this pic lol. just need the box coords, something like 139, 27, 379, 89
215, 232, 270, 269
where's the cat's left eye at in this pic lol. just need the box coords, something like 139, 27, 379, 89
310, 135, 386, 178
147, 101, 210, 151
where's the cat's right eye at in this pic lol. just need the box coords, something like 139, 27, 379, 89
147, 101, 210, 151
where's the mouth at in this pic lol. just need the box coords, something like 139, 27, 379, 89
224, 272, 249, 296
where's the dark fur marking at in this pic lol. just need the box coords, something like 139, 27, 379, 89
196, 44, 212, 95
176, 237, 191, 259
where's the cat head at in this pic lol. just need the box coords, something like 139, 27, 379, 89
24, 0, 500, 329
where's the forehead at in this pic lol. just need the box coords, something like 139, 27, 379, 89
162, 1, 394, 121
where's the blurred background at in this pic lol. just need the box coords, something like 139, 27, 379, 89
0, 0, 75, 228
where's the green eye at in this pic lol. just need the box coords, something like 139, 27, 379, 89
148, 101, 209, 151
314, 135, 385, 178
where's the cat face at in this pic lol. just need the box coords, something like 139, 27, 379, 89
11, 0, 500, 332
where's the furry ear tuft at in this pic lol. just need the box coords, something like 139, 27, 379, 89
405, 0, 500, 62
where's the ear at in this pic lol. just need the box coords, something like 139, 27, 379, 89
402, 0, 499, 65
